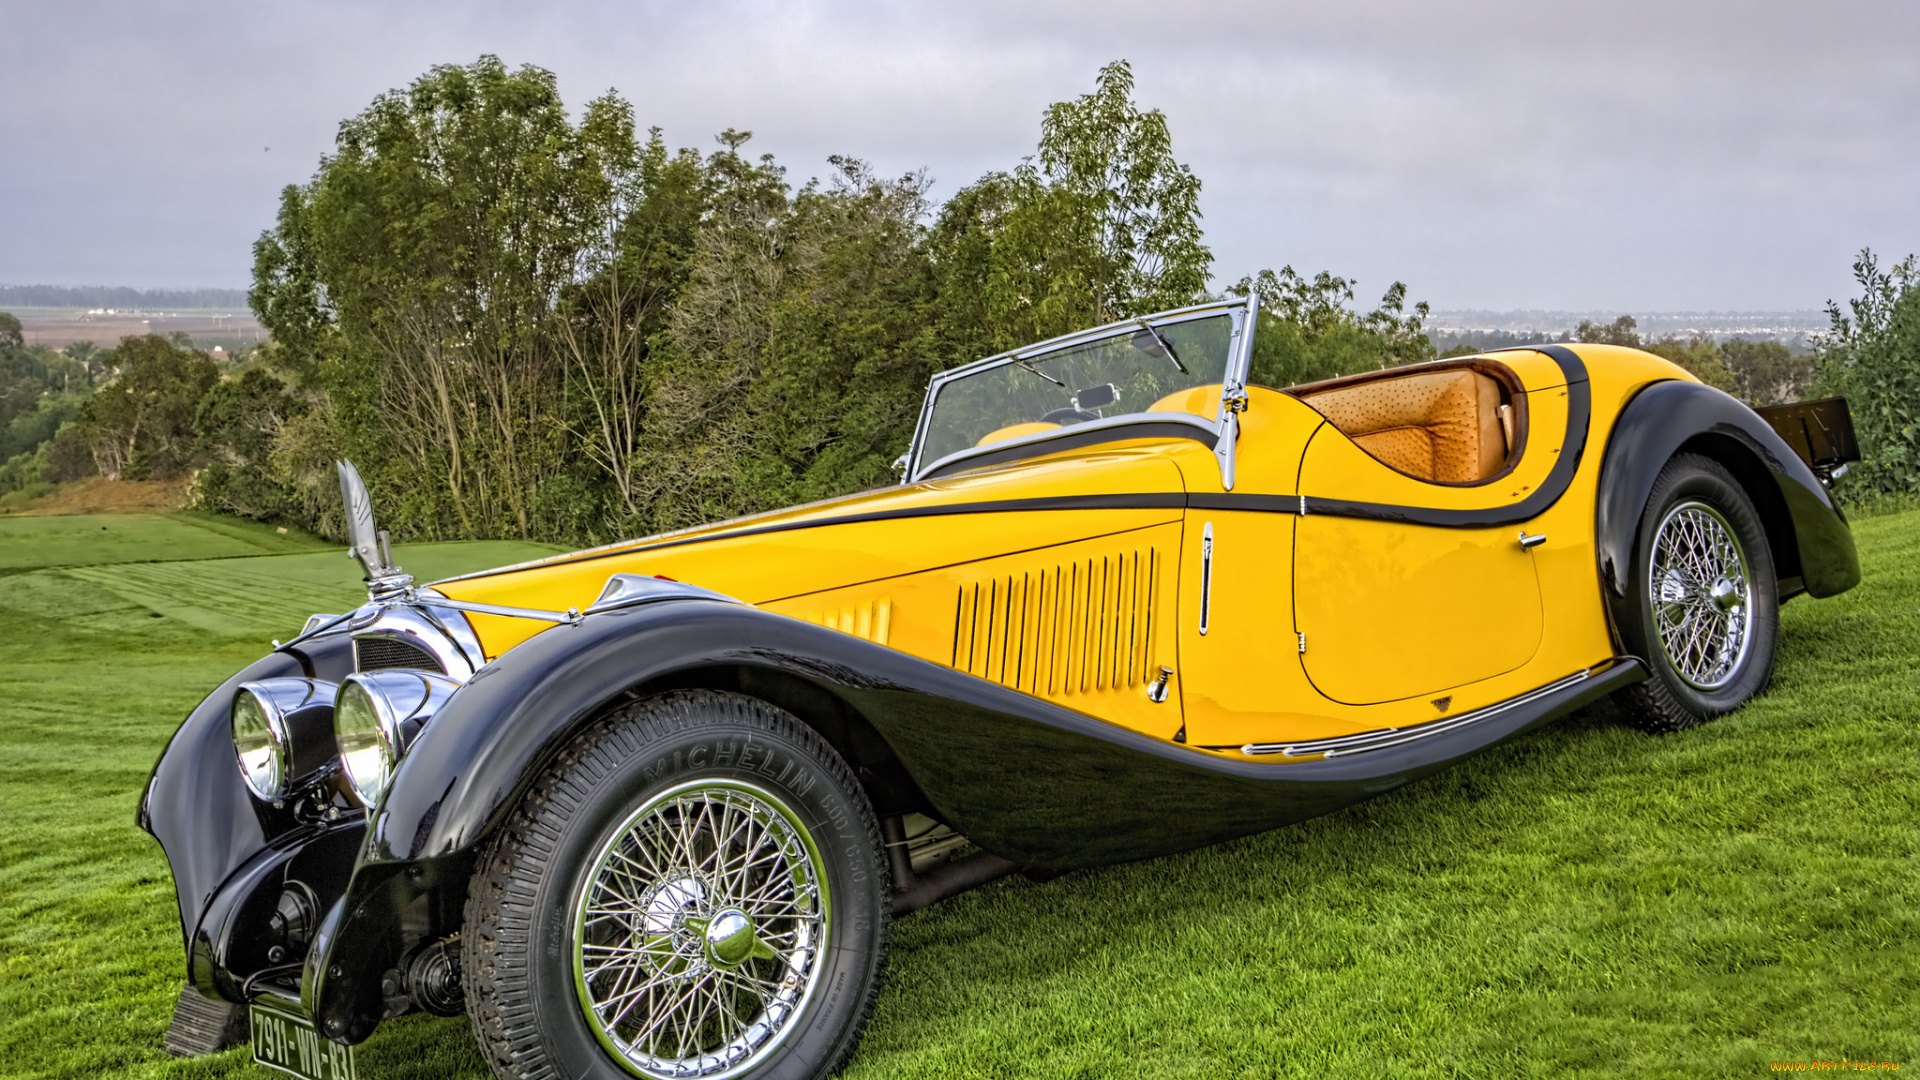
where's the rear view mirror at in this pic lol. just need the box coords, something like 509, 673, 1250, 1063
1073, 383, 1119, 411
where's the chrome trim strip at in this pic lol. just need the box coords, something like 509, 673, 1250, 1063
412, 593, 582, 627
272, 611, 353, 653
1198, 521, 1214, 636
1241, 670, 1593, 758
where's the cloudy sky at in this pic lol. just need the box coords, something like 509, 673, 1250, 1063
4, 0, 1916, 311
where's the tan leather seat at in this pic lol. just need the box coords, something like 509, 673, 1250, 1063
1297, 368, 1509, 483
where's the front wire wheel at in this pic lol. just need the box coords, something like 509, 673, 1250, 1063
464, 691, 889, 1080
573, 780, 829, 1077
1620, 453, 1779, 732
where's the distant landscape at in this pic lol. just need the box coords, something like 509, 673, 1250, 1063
0, 285, 261, 352
0, 284, 1824, 355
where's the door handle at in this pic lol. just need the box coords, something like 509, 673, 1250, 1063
1518, 532, 1546, 550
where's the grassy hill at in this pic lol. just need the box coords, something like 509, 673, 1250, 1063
0, 510, 1913, 1078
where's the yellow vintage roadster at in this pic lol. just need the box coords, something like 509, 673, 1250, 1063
143, 297, 1859, 1080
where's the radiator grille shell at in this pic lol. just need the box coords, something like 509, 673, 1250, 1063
353, 636, 445, 674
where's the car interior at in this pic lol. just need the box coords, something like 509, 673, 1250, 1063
1287, 362, 1522, 485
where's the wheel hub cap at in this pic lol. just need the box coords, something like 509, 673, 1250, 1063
703, 909, 757, 967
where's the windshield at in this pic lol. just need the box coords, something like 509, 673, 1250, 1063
915, 311, 1237, 474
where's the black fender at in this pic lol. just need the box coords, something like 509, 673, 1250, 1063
305, 598, 1648, 1041
139, 630, 356, 996
1595, 380, 1860, 624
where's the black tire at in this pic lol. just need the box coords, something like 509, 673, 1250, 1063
462, 691, 889, 1080
1618, 453, 1779, 733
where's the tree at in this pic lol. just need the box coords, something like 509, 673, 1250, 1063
1577, 314, 1736, 392
252, 55, 647, 539
1721, 338, 1814, 406
556, 128, 712, 532
70, 335, 216, 479
1643, 335, 1737, 394
193, 367, 308, 520
930, 60, 1211, 353
1577, 315, 1642, 347
1818, 248, 1920, 495
1235, 266, 1434, 388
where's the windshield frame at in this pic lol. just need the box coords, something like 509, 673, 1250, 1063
906, 296, 1259, 485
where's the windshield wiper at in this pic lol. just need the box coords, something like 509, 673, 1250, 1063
1134, 319, 1189, 374
1010, 355, 1066, 387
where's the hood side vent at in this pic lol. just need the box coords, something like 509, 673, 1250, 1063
952, 546, 1160, 698
354, 636, 446, 674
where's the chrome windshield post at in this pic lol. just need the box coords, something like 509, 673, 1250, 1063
1211, 293, 1259, 492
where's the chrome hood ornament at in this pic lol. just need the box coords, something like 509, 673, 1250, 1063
337, 460, 411, 598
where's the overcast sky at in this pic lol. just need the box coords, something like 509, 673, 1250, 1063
4, 0, 1916, 311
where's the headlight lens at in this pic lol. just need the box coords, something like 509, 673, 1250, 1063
231, 688, 286, 801
334, 670, 462, 808
233, 679, 340, 803
334, 680, 391, 808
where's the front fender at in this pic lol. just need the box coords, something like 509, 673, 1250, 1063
1595, 380, 1860, 611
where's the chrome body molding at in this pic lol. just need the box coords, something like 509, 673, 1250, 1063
588, 573, 745, 613
1198, 521, 1214, 636
1240, 669, 1597, 758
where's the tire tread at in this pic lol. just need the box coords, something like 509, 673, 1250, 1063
462, 690, 888, 1080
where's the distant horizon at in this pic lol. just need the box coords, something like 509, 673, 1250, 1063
0, 284, 1838, 322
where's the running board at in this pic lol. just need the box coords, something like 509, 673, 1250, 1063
1241, 666, 1616, 758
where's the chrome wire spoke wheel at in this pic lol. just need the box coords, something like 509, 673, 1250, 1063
1648, 500, 1754, 690
572, 779, 831, 1079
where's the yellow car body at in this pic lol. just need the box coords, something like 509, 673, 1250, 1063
435, 339, 1684, 755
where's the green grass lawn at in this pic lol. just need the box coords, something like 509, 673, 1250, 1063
1, 510, 1914, 1079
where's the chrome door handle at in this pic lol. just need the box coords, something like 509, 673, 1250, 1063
1518, 532, 1546, 550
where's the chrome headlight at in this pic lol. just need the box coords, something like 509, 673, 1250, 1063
334, 670, 461, 808
232, 679, 339, 802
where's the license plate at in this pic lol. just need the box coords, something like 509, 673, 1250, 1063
250, 1004, 359, 1080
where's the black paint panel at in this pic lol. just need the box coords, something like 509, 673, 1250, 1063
367, 601, 1642, 875
1594, 379, 1860, 607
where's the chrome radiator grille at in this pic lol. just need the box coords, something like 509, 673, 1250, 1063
353, 636, 445, 673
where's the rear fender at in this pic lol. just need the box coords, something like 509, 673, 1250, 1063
1594, 380, 1860, 628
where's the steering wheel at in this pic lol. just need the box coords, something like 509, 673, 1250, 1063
1039, 408, 1100, 424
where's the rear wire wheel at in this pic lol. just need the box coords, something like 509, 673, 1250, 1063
1619, 453, 1779, 732
463, 691, 889, 1080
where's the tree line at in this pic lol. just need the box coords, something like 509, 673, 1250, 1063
3, 56, 1914, 530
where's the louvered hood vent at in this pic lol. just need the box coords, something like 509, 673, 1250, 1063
354, 636, 445, 674
952, 547, 1161, 697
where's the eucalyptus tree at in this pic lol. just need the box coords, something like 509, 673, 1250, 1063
252, 55, 644, 539
932, 60, 1212, 355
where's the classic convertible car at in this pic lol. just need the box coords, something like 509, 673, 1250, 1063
142, 297, 1860, 1080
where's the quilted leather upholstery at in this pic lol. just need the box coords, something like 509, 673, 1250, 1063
1300, 369, 1507, 482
